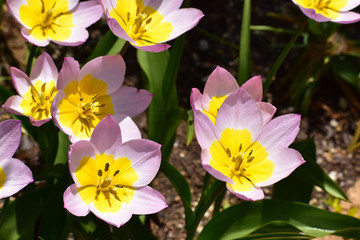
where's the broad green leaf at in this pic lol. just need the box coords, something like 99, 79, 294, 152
332, 56, 360, 91
72, 215, 112, 240
161, 160, 194, 227
36, 121, 59, 166
186, 110, 195, 146
38, 167, 72, 240
53, 131, 71, 166
237, 0, 252, 85
87, 31, 126, 62
291, 139, 347, 200
198, 199, 360, 240
0, 188, 46, 240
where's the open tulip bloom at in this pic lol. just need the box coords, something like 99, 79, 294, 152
51, 55, 152, 143
63, 115, 167, 227
190, 66, 276, 126
6, 0, 103, 46
0, 120, 33, 199
292, 0, 360, 23
100, 0, 204, 52
194, 88, 305, 201
3, 52, 58, 127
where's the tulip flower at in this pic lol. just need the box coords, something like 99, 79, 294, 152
6, 0, 103, 46
190, 66, 276, 125
51, 55, 152, 143
292, 0, 360, 23
0, 119, 33, 199
100, 0, 204, 52
194, 88, 305, 201
3, 52, 58, 126
63, 115, 167, 227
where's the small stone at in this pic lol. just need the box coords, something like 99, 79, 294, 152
328, 171, 337, 181
330, 119, 339, 128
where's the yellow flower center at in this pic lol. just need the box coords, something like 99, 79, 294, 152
0, 166, 6, 190
209, 128, 274, 192
294, 0, 347, 19
109, 0, 173, 46
19, 0, 74, 41
75, 154, 138, 213
57, 74, 114, 140
202, 95, 227, 124
20, 80, 57, 121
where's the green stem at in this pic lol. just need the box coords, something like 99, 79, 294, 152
263, 19, 308, 94
186, 180, 226, 240
120, 41, 130, 57
25, 45, 37, 76
237, 0, 252, 85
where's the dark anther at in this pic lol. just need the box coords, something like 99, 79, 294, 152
248, 149, 253, 157
127, 12, 130, 22
225, 148, 231, 158
80, 97, 83, 101
239, 143, 242, 152
146, 18, 152, 24
97, 170, 103, 177
104, 163, 109, 172
113, 170, 120, 176
247, 156, 254, 163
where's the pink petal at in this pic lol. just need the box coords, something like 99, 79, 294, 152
79, 55, 126, 95
58, 57, 80, 90
29, 117, 51, 127
2, 95, 25, 116
190, 88, 203, 113
21, 28, 50, 47
52, 28, 89, 46
110, 87, 153, 117
10, 67, 31, 96
89, 201, 133, 228
146, 0, 183, 15
294, 5, 331, 22
333, 11, 360, 24
68, 140, 97, 186
257, 114, 301, 152
131, 186, 167, 215
71, 1, 103, 28
0, 120, 21, 159
341, 0, 360, 11
115, 114, 141, 142
201, 149, 234, 184
113, 139, 161, 187
226, 182, 264, 201
202, 66, 239, 109
90, 115, 122, 154
241, 75, 263, 102
193, 111, 217, 150
132, 43, 171, 52
258, 102, 276, 125
67, 0, 80, 11
164, 8, 204, 41
255, 148, 305, 187
106, 17, 136, 44
0, 157, 33, 199
29, 52, 58, 83
215, 88, 263, 141
63, 184, 90, 216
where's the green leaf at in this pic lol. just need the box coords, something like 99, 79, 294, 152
198, 199, 360, 240
332, 56, 360, 92
161, 160, 194, 227
87, 31, 126, 62
186, 110, 195, 146
0, 188, 46, 240
54, 131, 71, 166
290, 139, 347, 200
237, 0, 252, 85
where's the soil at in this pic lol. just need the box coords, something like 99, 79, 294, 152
1, 1, 360, 240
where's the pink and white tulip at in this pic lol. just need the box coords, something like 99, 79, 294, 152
7, 0, 103, 46
51, 55, 153, 143
3, 52, 58, 126
194, 88, 305, 201
100, 0, 204, 52
292, 0, 360, 23
63, 115, 167, 227
0, 119, 33, 199
190, 66, 276, 125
